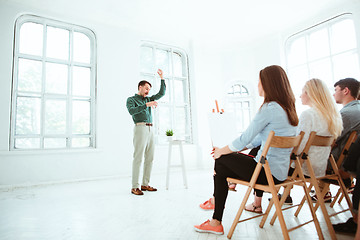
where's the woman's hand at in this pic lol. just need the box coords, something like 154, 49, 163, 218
212, 145, 232, 159
212, 147, 221, 159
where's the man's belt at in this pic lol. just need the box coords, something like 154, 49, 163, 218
136, 122, 153, 126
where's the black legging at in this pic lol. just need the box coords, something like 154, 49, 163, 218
212, 152, 283, 221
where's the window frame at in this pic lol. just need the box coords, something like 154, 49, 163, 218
140, 41, 192, 144
10, 14, 97, 151
285, 13, 360, 113
225, 82, 253, 135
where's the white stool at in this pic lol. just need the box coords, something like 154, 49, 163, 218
166, 139, 188, 189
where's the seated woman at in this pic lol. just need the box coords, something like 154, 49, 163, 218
194, 65, 299, 235
293, 79, 342, 199
272, 78, 343, 205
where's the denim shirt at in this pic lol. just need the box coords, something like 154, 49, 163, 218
228, 102, 297, 181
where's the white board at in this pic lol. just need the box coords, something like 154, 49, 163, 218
208, 112, 238, 148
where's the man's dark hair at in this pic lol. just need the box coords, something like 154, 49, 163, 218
138, 80, 152, 90
334, 78, 360, 99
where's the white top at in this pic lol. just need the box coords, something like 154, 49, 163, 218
296, 108, 332, 177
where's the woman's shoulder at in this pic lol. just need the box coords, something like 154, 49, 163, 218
300, 108, 321, 118
263, 101, 282, 109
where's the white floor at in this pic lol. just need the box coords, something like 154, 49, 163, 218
0, 169, 355, 240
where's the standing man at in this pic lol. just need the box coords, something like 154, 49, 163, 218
126, 69, 166, 195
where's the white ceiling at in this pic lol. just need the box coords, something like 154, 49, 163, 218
5, 0, 358, 45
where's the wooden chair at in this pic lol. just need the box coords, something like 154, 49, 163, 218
226, 131, 324, 240
330, 131, 358, 206
293, 131, 356, 240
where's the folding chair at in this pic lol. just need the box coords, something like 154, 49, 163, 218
226, 131, 324, 240
330, 131, 358, 206
293, 131, 356, 240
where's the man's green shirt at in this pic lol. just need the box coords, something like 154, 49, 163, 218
126, 80, 166, 124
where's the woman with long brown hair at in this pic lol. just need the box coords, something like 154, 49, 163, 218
195, 65, 298, 235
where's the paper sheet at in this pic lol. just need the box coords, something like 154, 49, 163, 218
208, 112, 238, 148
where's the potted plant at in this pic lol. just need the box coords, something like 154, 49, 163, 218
166, 129, 174, 141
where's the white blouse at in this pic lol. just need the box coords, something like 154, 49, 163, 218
296, 108, 332, 177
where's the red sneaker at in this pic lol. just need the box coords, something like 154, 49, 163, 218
199, 198, 215, 210
194, 220, 224, 235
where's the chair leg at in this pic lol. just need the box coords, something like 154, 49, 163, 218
227, 186, 253, 239
338, 192, 345, 203
337, 177, 356, 219
313, 184, 330, 212
294, 183, 313, 217
312, 182, 336, 240
303, 183, 325, 240
269, 186, 291, 225
260, 198, 274, 228
270, 189, 290, 240
330, 188, 341, 207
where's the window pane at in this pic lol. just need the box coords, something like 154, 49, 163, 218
308, 28, 330, 60
227, 86, 234, 95
158, 106, 171, 137
174, 79, 185, 103
44, 138, 66, 148
73, 32, 90, 63
155, 49, 169, 76
309, 59, 333, 84
72, 100, 90, 134
46, 62, 68, 94
46, 26, 69, 60
161, 83, 170, 103
45, 99, 66, 134
173, 52, 183, 77
73, 66, 90, 96
288, 65, 310, 115
242, 102, 251, 131
15, 97, 41, 134
12, 15, 96, 150
19, 22, 43, 56
333, 52, 360, 81
15, 138, 40, 149
287, 65, 309, 100
331, 19, 357, 54
140, 46, 153, 73
241, 86, 249, 96
174, 107, 186, 136
72, 138, 90, 147
233, 84, 241, 95
18, 58, 42, 92
234, 102, 243, 132
287, 37, 307, 66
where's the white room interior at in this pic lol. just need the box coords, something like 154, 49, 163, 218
0, 0, 359, 239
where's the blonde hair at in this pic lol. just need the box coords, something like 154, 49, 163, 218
304, 78, 343, 138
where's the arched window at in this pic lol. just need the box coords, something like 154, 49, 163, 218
10, 15, 97, 150
225, 83, 252, 134
285, 13, 360, 114
140, 42, 192, 144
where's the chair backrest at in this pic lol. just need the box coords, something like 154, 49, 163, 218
337, 131, 358, 167
260, 131, 304, 164
302, 131, 335, 156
